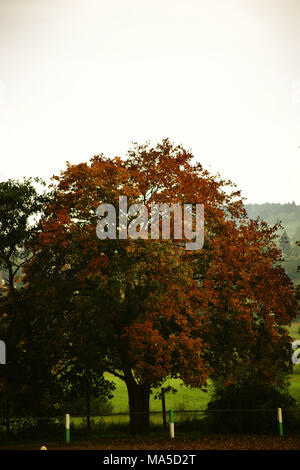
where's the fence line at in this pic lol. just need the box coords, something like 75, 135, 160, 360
1, 408, 300, 423
1, 408, 300, 440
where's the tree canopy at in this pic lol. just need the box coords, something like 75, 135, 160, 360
19, 139, 298, 433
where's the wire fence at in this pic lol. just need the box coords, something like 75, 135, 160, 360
1, 408, 300, 441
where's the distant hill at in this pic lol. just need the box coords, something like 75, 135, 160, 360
244, 202, 300, 284
244, 202, 300, 242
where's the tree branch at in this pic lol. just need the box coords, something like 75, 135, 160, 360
105, 369, 126, 381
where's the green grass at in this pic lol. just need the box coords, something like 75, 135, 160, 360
289, 318, 300, 404
105, 374, 213, 413
289, 319, 300, 341
289, 375, 300, 404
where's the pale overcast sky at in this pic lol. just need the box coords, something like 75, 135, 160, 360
0, 0, 300, 203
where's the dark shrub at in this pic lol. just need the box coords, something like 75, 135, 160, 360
206, 379, 297, 434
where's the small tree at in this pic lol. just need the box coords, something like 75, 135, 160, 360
279, 231, 292, 257
57, 367, 115, 430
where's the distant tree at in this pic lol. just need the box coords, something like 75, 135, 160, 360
280, 231, 292, 257
293, 226, 300, 243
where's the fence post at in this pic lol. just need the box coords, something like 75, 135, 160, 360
161, 388, 167, 430
277, 408, 283, 437
66, 413, 70, 443
169, 409, 175, 438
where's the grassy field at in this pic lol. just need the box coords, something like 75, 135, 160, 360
288, 317, 300, 403
105, 375, 213, 413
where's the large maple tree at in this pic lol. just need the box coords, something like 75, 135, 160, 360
24, 139, 298, 433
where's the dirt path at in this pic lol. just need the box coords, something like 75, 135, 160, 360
1, 435, 300, 450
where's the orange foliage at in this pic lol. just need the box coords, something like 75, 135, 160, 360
25, 139, 298, 391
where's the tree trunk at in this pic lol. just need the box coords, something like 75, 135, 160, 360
161, 387, 167, 430
125, 375, 151, 435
